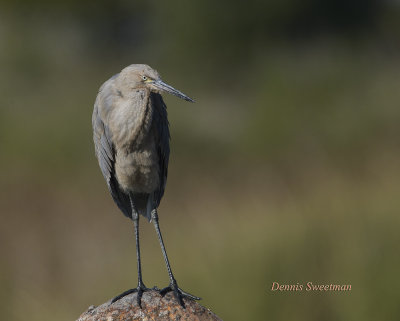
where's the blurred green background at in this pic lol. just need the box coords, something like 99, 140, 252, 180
1, 1, 400, 320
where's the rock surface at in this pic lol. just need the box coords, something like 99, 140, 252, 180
77, 290, 222, 321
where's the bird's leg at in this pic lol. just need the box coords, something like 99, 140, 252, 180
133, 207, 146, 290
111, 195, 150, 308
151, 209, 200, 308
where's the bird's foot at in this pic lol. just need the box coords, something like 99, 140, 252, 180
159, 280, 201, 308
111, 283, 151, 308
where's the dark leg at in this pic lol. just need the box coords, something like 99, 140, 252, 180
151, 209, 200, 308
111, 194, 150, 307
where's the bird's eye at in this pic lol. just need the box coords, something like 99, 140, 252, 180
142, 76, 147, 81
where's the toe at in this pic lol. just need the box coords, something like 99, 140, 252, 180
111, 288, 138, 304
174, 290, 185, 308
137, 288, 144, 308
179, 289, 201, 301
159, 286, 171, 296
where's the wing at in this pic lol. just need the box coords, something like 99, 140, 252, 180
151, 93, 170, 209
92, 84, 132, 219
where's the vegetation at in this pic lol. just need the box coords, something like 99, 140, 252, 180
1, 1, 399, 320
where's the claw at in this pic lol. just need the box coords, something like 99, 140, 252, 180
111, 284, 151, 308
159, 281, 200, 309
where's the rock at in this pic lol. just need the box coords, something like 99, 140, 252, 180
77, 289, 222, 321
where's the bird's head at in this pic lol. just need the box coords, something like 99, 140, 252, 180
118, 64, 194, 102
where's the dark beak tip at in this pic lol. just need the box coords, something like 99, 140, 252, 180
154, 80, 195, 103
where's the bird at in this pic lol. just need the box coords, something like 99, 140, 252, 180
92, 64, 200, 308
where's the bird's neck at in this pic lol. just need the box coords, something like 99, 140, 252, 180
109, 89, 153, 150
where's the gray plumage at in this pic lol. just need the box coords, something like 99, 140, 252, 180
92, 64, 199, 308
93, 65, 171, 220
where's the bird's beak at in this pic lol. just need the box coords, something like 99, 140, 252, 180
152, 80, 195, 102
